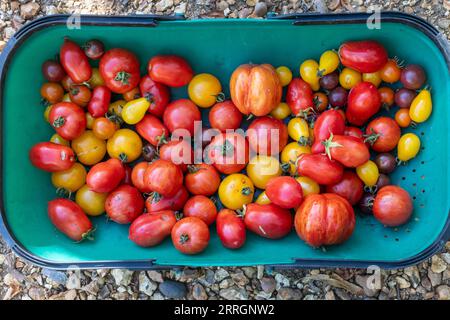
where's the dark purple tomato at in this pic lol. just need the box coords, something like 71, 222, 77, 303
374, 153, 396, 174
394, 88, 417, 109
400, 64, 426, 90
42, 60, 66, 82
319, 71, 339, 90
328, 86, 348, 108
84, 39, 105, 60
376, 174, 391, 190
142, 143, 158, 162
359, 193, 375, 215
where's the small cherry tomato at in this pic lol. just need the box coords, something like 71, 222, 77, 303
323, 134, 370, 168
122, 97, 150, 125
171, 217, 210, 254
328, 86, 348, 108
247, 116, 288, 156
286, 78, 314, 116
139, 75, 170, 118
41, 82, 64, 104
313, 92, 328, 112
374, 153, 397, 174
246, 155, 282, 189
131, 162, 151, 193
143, 159, 183, 197
380, 59, 401, 83
129, 211, 177, 247
276, 66, 293, 87
88, 85, 111, 117
339, 40, 388, 73
280, 142, 311, 175
318, 50, 339, 76
326, 171, 364, 205
50, 133, 70, 146
295, 176, 320, 197
188, 73, 222, 108
339, 67, 362, 90
266, 176, 303, 209
61, 74, 75, 91
42, 60, 66, 82
71, 130, 106, 166
107, 128, 142, 163
244, 203, 293, 239
51, 162, 86, 193
346, 82, 381, 126
163, 99, 201, 136
297, 153, 344, 185
409, 88, 432, 123
88, 68, 105, 88
49, 102, 86, 140
105, 185, 144, 224
145, 186, 189, 213
185, 164, 221, 196
29, 142, 75, 172
69, 85, 91, 107
216, 209, 246, 249
373, 186, 413, 227
86, 158, 125, 193
83, 39, 105, 60
359, 192, 375, 215
395, 88, 417, 109
44, 105, 52, 123
75, 184, 108, 216
365, 117, 402, 153
92, 117, 119, 140
400, 64, 426, 90
218, 173, 254, 210
159, 139, 193, 173
300, 59, 320, 91
209, 100, 242, 132
100, 48, 140, 94
311, 109, 346, 154
48, 198, 93, 241
255, 191, 271, 205
148, 55, 194, 88
344, 126, 364, 143
142, 143, 158, 162
60, 38, 92, 83
206, 132, 249, 174
395, 108, 412, 128
376, 173, 391, 190
319, 71, 339, 90
136, 114, 169, 147
378, 86, 395, 109
362, 71, 382, 87
356, 160, 379, 187
85, 112, 95, 129
397, 133, 421, 163
183, 195, 217, 226
270, 102, 291, 120
109, 100, 125, 117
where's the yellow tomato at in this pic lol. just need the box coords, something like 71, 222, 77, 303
51, 163, 86, 193
85, 112, 95, 129
121, 97, 150, 124
50, 133, 70, 146
44, 105, 52, 123
287, 117, 310, 145
88, 68, 105, 88
339, 67, 362, 90
246, 155, 282, 189
270, 102, 291, 120
71, 130, 106, 166
295, 176, 320, 196
75, 184, 108, 216
218, 174, 254, 210
109, 100, 126, 117
107, 128, 142, 163
281, 142, 311, 175
276, 66, 293, 87
318, 50, 339, 76
397, 133, 421, 162
356, 160, 379, 187
362, 71, 382, 87
409, 89, 432, 123
255, 191, 271, 205
300, 59, 320, 91
188, 73, 222, 108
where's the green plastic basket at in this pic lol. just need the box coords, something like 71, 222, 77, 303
0, 12, 449, 269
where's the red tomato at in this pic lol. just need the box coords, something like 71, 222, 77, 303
129, 211, 177, 247
247, 116, 288, 156
171, 217, 210, 254
265, 176, 303, 209
216, 209, 246, 249
365, 117, 401, 153
295, 193, 355, 247
344, 126, 364, 143
59, 38, 92, 83
339, 40, 388, 73
131, 162, 151, 192
311, 109, 346, 154
49, 102, 86, 140
147, 55, 194, 87
297, 153, 344, 185
139, 75, 170, 117
209, 100, 243, 132
346, 82, 381, 126
159, 140, 193, 172
135, 114, 169, 147
29, 142, 75, 172
185, 163, 221, 196
373, 186, 413, 227
105, 185, 144, 224
286, 78, 314, 116
86, 158, 125, 193
183, 195, 217, 226
88, 85, 111, 118
145, 186, 189, 213
48, 198, 93, 241
244, 203, 292, 239
323, 134, 370, 168
206, 132, 249, 174
122, 164, 132, 185
163, 99, 201, 136
99, 48, 140, 94
143, 159, 183, 197
326, 171, 364, 205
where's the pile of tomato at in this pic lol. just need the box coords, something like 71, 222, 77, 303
29, 38, 432, 254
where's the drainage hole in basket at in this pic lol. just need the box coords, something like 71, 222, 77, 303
421, 175, 425, 180
395, 238, 399, 242
402, 177, 406, 181
413, 196, 417, 200
421, 161, 425, 165
412, 183, 417, 187
421, 189, 425, 193
420, 132, 424, 136
419, 203, 425, 208
412, 169, 416, 173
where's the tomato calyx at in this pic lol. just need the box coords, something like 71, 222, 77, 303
187, 164, 203, 174
241, 187, 253, 196
215, 92, 226, 103
364, 185, 378, 194
179, 234, 189, 245
156, 133, 168, 149
363, 129, 380, 146
119, 152, 128, 163
214, 139, 234, 157
105, 111, 123, 126
175, 211, 184, 221
78, 227, 95, 243
297, 136, 311, 147
144, 92, 155, 104
322, 133, 343, 160
146, 191, 161, 203
114, 71, 131, 85
56, 187, 73, 199
280, 162, 291, 173
52, 116, 66, 128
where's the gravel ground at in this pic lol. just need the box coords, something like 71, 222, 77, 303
0, 0, 449, 301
